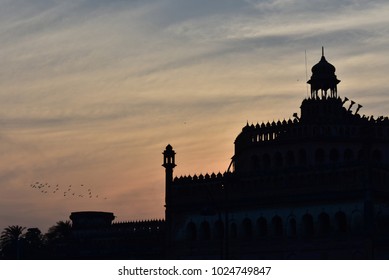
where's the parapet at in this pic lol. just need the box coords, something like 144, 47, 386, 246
173, 171, 230, 186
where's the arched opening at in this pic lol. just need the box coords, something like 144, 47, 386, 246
230, 223, 237, 239
298, 149, 307, 165
272, 216, 283, 236
274, 152, 283, 168
376, 213, 389, 234
335, 211, 347, 233
358, 149, 367, 162
199, 221, 211, 240
344, 148, 354, 161
263, 154, 271, 169
313, 126, 318, 136
286, 151, 295, 166
242, 218, 253, 239
257, 217, 267, 237
302, 214, 314, 237
326, 126, 332, 136
318, 212, 330, 235
287, 217, 297, 237
351, 211, 363, 233
186, 222, 197, 241
372, 149, 383, 163
329, 148, 339, 162
214, 220, 224, 239
315, 148, 325, 164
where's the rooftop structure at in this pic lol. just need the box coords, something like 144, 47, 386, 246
163, 50, 389, 259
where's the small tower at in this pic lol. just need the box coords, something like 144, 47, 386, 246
162, 144, 176, 257
307, 47, 340, 99
163, 144, 176, 209
162, 144, 176, 185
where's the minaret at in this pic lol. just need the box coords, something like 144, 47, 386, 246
162, 144, 176, 199
162, 144, 176, 257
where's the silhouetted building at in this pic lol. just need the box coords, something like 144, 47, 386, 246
67, 211, 165, 259
163, 49, 389, 259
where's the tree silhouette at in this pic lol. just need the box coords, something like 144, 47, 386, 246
0, 225, 26, 259
45, 220, 73, 259
45, 220, 72, 241
24, 228, 44, 259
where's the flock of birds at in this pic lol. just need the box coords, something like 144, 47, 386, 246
30, 182, 108, 200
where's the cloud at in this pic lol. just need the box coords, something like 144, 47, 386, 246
1, 0, 389, 231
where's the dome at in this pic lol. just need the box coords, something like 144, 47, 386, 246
307, 47, 340, 99
165, 144, 173, 150
311, 55, 336, 76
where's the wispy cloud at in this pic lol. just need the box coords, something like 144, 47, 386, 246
1, 0, 389, 231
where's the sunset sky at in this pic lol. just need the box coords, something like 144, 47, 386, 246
1, 0, 389, 232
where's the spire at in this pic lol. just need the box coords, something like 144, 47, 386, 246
322, 46, 324, 57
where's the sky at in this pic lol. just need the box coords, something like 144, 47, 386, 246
1, 0, 389, 232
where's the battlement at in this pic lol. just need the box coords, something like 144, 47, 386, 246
240, 118, 298, 143
113, 218, 164, 225
111, 219, 165, 234
173, 172, 226, 184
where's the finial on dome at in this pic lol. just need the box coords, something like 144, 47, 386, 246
322, 46, 324, 57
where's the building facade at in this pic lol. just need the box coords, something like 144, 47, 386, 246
68, 211, 165, 259
163, 50, 389, 259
